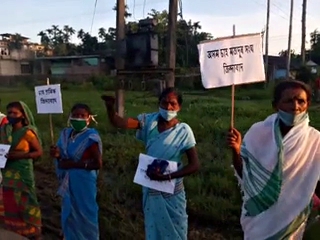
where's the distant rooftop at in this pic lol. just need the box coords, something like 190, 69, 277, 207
35, 55, 100, 60
0, 33, 29, 40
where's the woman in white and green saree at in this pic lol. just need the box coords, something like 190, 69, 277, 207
228, 80, 320, 239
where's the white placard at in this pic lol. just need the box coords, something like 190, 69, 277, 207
198, 33, 265, 89
133, 153, 178, 194
0, 144, 11, 168
35, 84, 63, 114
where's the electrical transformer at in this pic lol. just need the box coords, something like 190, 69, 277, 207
125, 18, 159, 69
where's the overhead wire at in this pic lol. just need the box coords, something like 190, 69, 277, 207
132, 0, 137, 20
90, 0, 98, 34
3, 0, 315, 54
142, 0, 147, 18
5, 0, 166, 28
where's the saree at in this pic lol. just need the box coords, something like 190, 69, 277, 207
0, 101, 42, 238
56, 127, 102, 240
234, 113, 320, 239
136, 112, 196, 240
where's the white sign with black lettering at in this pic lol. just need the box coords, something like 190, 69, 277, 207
133, 153, 178, 194
0, 144, 11, 168
35, 84, 63, 114
198, 33, 265, 88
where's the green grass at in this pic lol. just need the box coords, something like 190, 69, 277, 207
2, 84, 320, 240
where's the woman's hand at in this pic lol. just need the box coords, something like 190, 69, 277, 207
101, 95, 115, 108
227, 128, 242, 153
58, 160, 75, 169
147, 171, 170, 181
50, 145, 60, 158
6, 151, 28, 160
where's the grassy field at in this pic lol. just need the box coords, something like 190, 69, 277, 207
1, 84, 320, 240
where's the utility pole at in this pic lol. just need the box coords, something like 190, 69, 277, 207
286, 0, 294, 79
265, 0, 270, 84
115, 0, 125, 117
166, 0, 178, 88
301, 0, 307, 64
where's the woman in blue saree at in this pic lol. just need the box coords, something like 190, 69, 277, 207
102, 87, 200, 240
50, 103, 102, 240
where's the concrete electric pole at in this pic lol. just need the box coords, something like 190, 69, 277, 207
286, 0, 294, 79
265, 0, 270, 84
165, 0, 178, 88
301, 0, 307, 64
115, 0, 126, 117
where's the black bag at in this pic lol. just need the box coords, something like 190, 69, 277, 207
146, 159, 169, 176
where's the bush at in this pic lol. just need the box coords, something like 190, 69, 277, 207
296, 66, 313, 84
89, 74, 115, 91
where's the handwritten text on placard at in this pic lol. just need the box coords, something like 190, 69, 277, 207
198, 34, 265, 89
0, 144, 11, 168
35, 84, 63, 114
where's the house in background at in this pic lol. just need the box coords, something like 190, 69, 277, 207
0, 33, 51, 76
0, 32, 115, 77
33, 55, 113, 75
306, 60, 318, 74
264, 55, 301, 81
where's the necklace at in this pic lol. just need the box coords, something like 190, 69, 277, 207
70, 129, 87, 142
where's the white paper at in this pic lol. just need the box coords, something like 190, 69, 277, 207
34, 84, 63, 114
198, 33, 266, 89
0, 144, 11, 168
133, 153, 178, 194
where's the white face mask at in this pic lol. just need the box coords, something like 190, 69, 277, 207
159, 107, 178, 121
277, 110, 308, 126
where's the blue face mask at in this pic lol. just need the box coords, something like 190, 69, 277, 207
278, 110, 308, 126
159, 107, 178, 121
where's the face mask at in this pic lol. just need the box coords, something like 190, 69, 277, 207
278, 110, 308, 126
69, 118, 88, 132
7, 117, 23, 125
159, 107, 178, 121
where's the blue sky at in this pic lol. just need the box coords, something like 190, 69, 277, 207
2, 0, 319, 56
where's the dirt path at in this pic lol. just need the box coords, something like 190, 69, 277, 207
34, 165, 61, 239
0, 229, 28, 239
33, 165, 240, 239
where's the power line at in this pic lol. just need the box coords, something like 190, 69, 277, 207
132, 0, 138, 20
142, 0, 147, 17
4, 0, 166, 28
90, 0, 99, 34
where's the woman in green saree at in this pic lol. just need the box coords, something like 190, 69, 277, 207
0, 101, 43, 239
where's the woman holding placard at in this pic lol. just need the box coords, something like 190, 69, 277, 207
0, 101, 43, 239
102, 87, 200, 240
50, 103, 102, 240
227, 80, 320, 239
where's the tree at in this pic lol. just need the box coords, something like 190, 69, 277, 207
112, 4, 132, 18
296, 66, 313, 83
36, 6, 213, 68
77, 32, 99, 55
309, 29, 320, 64
279, 29, 320, 65
62, 25, 76, 43
98, 28, 106, 42
278, 49, 297, 57
310, 29, 320, 49
7, 33, 24, 50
